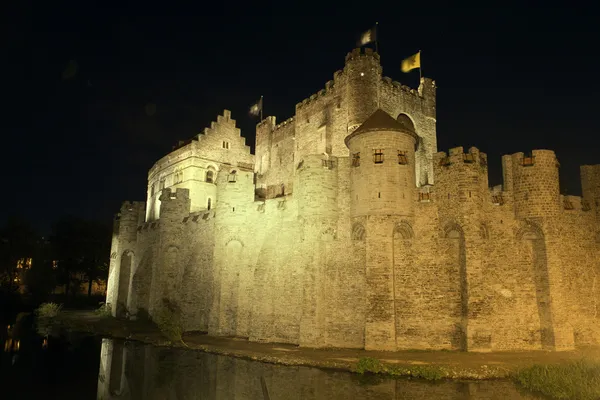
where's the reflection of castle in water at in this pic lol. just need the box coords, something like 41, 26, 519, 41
96, 338, 540, 400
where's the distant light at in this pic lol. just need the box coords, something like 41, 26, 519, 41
360, 72, 365, 76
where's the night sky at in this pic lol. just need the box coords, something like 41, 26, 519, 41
3, 1, 600, 234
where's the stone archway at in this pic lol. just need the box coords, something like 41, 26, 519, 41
117, 250, 134, 318
127, 250, 152, 319
443, 223, 468, 351
517, 221, 554, 349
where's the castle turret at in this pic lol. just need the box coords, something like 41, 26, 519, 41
344, 48, 382, 132
346, 109, 417, 218
158, 188, 191, 221
296, 154, 339, 219
433, 146, 489, 218
511, 150, 561, 219
255, 116, 276, 176
106, 201, 145, 317
215, 166, 255, 213
581, 164, 600, 222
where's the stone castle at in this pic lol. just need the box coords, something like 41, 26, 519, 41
107, 47, 600, 352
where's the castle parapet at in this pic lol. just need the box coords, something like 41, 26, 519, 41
433, 147, 489, 210
115, 201, 145, 241
159, 188, 191, 221
581, 164, 600, 220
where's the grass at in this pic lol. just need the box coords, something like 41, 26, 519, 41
514, 360, 600, 400
95, 302, 112, 318
35, 302, 63, 319
356, 357, 447, 380
35, 302, 63, 337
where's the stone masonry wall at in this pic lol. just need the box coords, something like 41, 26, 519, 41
107, 50, 600, 352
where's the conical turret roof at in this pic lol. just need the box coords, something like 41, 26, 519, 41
344, 109, 418, 147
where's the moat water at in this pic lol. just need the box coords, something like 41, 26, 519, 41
0, 313, 544, 399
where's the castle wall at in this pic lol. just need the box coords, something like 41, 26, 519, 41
107, 50, 600, 353
256, 48, 437, 203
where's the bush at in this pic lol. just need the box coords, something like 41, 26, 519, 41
356, 357, 385, 374
356, 357, 446, 380
515, 360, 600, 400
35, 302, 63, 319
155, 298, 186, 346
95, 302, 112, 317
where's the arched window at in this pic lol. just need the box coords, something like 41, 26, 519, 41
396, 113, 416, 133
228, 170, 237, 183
206, 170, 214, 183
351, 222, 365, 241
207, 198, 212, 210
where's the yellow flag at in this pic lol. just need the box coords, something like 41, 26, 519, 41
401, 51, 421, 73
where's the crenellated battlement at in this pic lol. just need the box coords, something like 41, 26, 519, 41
159, 187, 190, 202
434, 146, 488, 170
380, 76, 419, 97
119, 201, 145, 214
295, 83, 336, 111
561, 195, 593, 212
273, 116, 295, 134
344, 47, 380, 63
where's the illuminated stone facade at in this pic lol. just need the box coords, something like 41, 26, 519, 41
107, 48, 600, 352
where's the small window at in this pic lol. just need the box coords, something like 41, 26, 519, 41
228, 170, 237, 183
207, 198, 212, 210
159, 179, 165, 190
373, 149, 384, 164
150, 183, 155, 196
419, 192, 431, 202
352, 152, 360, 167
398, 151, 408, 165
222, 141, 230, 149
563, 198, 574, 210
206, 170, 214, 183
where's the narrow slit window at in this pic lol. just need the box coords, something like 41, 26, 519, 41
352, 152, 360, 167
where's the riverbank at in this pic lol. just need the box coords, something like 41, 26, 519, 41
56, 310, 600, 381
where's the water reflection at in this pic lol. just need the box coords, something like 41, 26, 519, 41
97, 339, 541, 400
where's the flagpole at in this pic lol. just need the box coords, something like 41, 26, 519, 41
375, 22, 379, 53
260, 95, 263, 121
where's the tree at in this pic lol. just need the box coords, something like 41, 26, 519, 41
0, 216, 38, 292
49, 216, 111, 297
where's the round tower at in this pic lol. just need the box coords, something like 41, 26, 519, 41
344, 48, 382, 132
296, 154, 339, 220
215, 166, 255, 212
346, 109, 417, 218
511, 149, 561, 219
